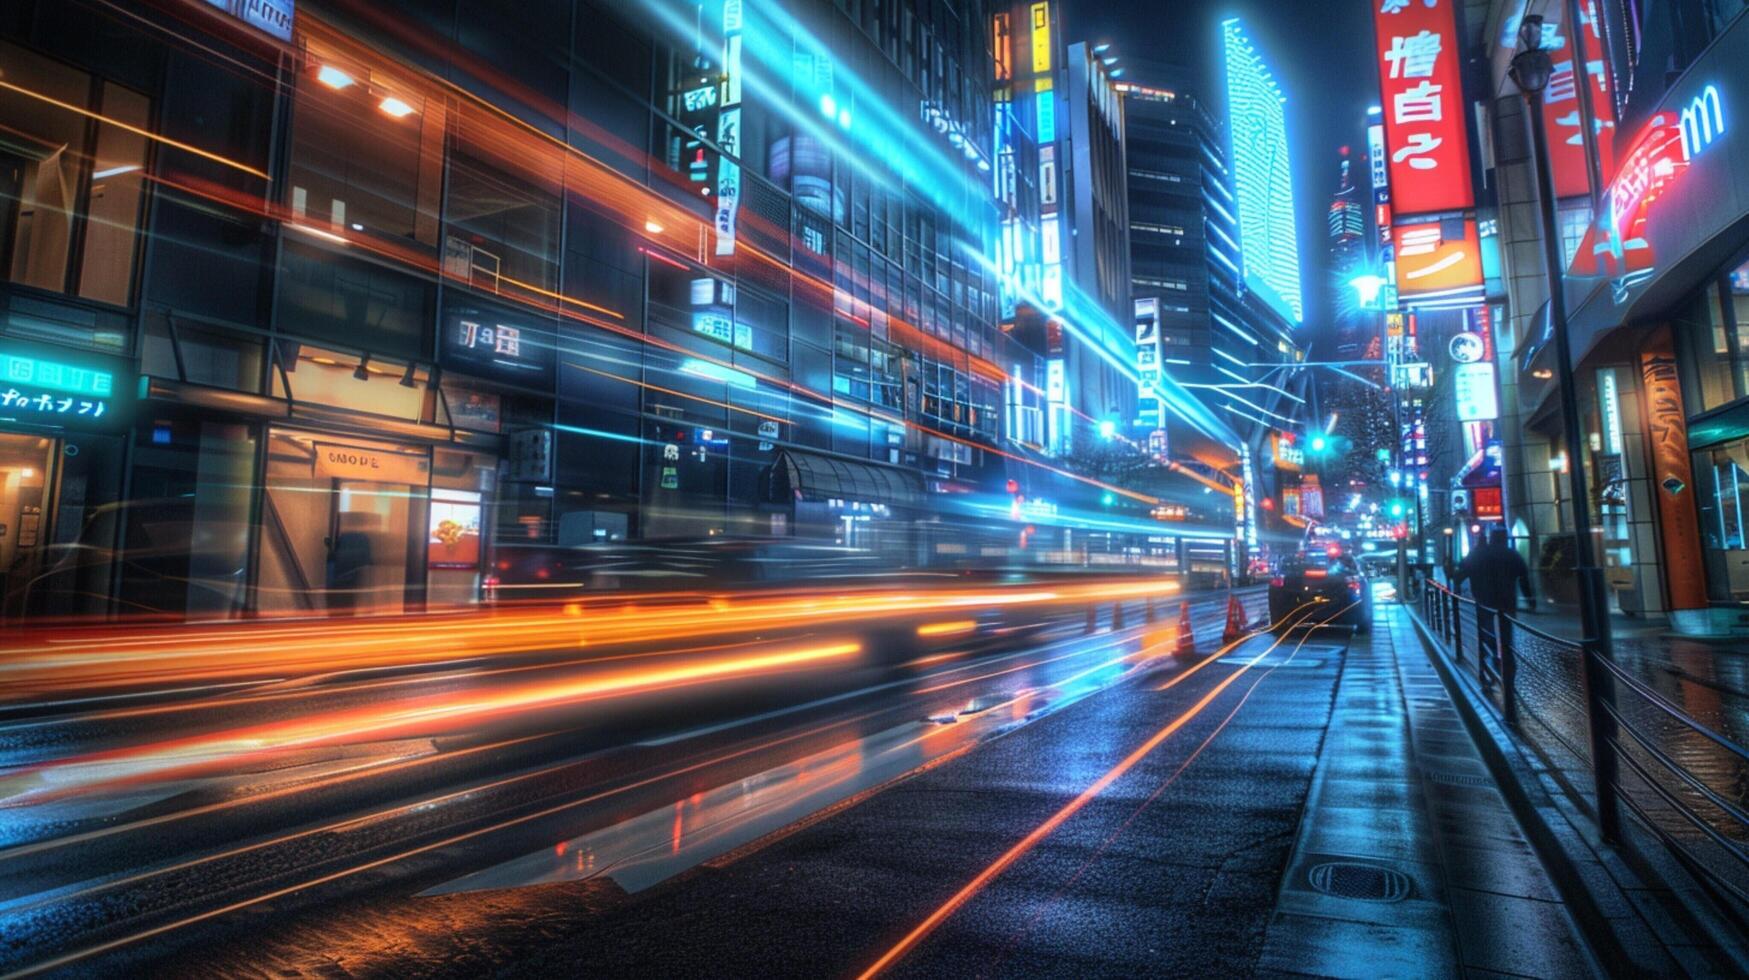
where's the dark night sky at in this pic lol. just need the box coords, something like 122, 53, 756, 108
1063, 0, 1378, 338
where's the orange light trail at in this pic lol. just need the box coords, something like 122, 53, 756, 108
0, 579, 1182, 702
5, 641, 862, 803
0, 80, 271, 180
915, 620, 978, 638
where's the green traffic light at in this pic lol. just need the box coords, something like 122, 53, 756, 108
1309, 434, 1328, 453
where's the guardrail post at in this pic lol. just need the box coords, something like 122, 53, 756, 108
1086, 604, 1097, 633
1448, 588, 1462, 651
1145, 596, 1156, 623
1499, 612, 1517, 727
1112, 601, 1126, 630
1451, 593, 1464, 664
1579, 639, 1623, 842
1480, 605, 1492, 688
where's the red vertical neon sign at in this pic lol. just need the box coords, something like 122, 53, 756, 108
1372, 0, 1474, 216
1541, 0, 1619, 199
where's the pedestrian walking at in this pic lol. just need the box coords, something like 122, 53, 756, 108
1452, 527, 1535, 614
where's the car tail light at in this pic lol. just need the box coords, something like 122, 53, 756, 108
1348, 579, 1363, 595
1270, 576, 1285, 588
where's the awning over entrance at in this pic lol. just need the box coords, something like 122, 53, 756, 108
1689, 398, 1749, 450
767, 451, 926, 510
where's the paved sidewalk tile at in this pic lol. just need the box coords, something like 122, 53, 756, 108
1258, 607, 1595, 979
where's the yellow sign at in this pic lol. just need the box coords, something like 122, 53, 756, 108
1030, 2, 1051, 73
314, 443, 430, 484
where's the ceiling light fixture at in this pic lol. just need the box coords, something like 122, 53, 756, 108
317, 65, 355, 90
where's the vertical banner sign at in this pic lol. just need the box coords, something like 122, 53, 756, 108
1134, 298, 1162, 393
1542, 1, 1619, 199
714, 0, 744, 257
1453, 362, 1499, 421
1368, 122, 1389, 191
1373, 0, 1474, 216
1639, 325, 1707, 610
1134, 298, 1164, 429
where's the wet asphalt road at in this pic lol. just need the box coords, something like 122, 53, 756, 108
0, 587, 1354, 977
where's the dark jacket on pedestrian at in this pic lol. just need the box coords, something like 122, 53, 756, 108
1452, 534, 1534, 613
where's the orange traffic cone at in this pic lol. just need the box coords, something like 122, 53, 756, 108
1174, 601, 1197, 658
1222, 594, 1248, 645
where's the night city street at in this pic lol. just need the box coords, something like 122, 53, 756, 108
4, 0, 1749, 976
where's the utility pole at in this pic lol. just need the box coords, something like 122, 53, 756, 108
1511, 15, 1620, 842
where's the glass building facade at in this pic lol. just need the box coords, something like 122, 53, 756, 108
0, 0, 1215, 621
1219, 17, 1302, 326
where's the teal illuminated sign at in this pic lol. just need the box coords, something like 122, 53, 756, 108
0, 343, 128, 427
1, 351, 113, 398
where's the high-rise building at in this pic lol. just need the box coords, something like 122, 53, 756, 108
1321, 142, 1395, 507
996, 16, 1141, 460
1220, 18, 1303, 325
1118, 66, 1276, 433
1328, 148, 1368, 280
1056, 39, 1136, 445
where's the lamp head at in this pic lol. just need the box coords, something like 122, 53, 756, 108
1509, 15, 1553, 94
1517, 13, 1545, 53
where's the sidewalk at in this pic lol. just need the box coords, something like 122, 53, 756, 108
1258, 607, 1594, 977
1513, 604, 1749, 722
1409, 593, 1749, 974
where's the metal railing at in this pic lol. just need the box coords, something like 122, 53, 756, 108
1417, 580, 1749, 917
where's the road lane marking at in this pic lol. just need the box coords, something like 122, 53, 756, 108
857, 603, 1324, 978
986, 616, 1343, 968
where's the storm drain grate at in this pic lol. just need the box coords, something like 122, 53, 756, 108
1306, 861, 1413, 902
1422, 770, 1494, 788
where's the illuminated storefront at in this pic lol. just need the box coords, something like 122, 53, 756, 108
0, 340, 132, 620
1538, 11, 1749, 631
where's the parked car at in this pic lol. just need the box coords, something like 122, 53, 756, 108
1268, 550, 1372, 632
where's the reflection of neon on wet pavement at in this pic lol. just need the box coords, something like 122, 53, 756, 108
423, 635, 1170, 897
859, 611, 1321, 978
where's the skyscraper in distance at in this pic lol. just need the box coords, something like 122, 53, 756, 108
1220, 17, 1302, 325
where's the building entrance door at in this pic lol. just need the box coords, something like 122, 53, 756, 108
259, 429, 430, 617
0, 432, 54, 617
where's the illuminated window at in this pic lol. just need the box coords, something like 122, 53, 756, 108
288, 45, 444, 247
0, 42, 149, 306
443, 105, 563, 299
1557, 204, 1591, 268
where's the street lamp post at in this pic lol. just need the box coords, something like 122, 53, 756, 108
1510, 15, 1620, 841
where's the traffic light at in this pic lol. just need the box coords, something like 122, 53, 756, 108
1308, 433, 1329, 453
1387, 499, 1408, 519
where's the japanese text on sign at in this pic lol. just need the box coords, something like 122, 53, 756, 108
1373, 0, 1474, 216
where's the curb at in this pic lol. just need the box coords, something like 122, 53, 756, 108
1403, 605, 1678, 977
